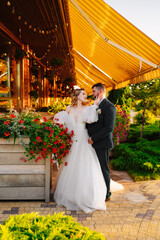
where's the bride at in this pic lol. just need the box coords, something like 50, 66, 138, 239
53, 88, 123, 213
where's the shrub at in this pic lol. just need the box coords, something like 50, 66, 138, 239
134, 109, 156, 125
126, 121, 159, 143
0, 212, 105, 239
111, 139, 160, 178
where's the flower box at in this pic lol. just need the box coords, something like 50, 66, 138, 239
0, 138, 52, 202
0, 111, 73, 202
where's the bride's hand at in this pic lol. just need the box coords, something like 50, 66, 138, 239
94, 96, 101, 105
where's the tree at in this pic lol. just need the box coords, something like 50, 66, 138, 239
130, 78, 160, 138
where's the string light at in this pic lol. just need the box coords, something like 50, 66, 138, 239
7, 0, 57, 36
7, 1, 11, 6
5, 0, 71, 73
12, 7, 15, 14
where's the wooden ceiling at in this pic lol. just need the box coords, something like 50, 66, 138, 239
0, 0, 74, 80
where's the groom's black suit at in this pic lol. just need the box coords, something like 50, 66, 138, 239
86, 98, 116, 198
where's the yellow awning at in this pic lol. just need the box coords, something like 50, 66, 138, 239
68, 0, 160, 91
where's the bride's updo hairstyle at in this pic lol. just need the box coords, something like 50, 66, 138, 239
71, 88, 85, 106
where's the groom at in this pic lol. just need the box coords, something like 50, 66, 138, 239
86, 83, 116, 201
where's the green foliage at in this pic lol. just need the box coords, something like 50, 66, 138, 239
111, 138, 160, 181
146, 96, 160, 116
134, 109, 156, 125
108, 86, 132, 114
36, 99, 71, 114
130, 79, 160, 101
130, 79, 160, 137
48, 98, 71, 115
0, 212, 105, 239
126, 121, 160, 143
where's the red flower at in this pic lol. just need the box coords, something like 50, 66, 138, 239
34, 118, 39, 123
30, 151, 34, 154
70, 130, 74, 137
43, 117, 47, 122
48, 145, 51, 148
36, 136, 42, 142
4, 132, 10, 137
9, 114, 16, 118
52, 148, 57, 153
4, 120, 10, 125
60, 143, 65, 149
60, 131, 64, 136
54, 118, 59, 121
35, 156, 42, 162
33, 141, 37, 145
43, 142, 46, 145
59, 124, 63, 128
65, 162, 68, 166
19, 120, 24, 124
43, 148, 47, 152
65, 128, 68, 133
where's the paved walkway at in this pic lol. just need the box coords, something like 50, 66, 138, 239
0, 166, 160, 240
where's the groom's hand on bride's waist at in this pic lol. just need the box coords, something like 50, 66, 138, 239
88, 137, 93, 144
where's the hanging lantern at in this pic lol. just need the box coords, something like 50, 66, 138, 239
34, 28, 36, 32
24, 20, 27, 25
18, 16, 21, 21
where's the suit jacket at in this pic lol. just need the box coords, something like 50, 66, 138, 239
86, 98, 116, 149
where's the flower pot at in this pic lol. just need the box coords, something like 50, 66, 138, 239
0, 138, 52, 202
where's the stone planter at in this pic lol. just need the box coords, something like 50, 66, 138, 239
0, 138, 52, 202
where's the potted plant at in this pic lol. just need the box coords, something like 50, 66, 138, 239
14, 48, 27, 61
50, 57, 64, 68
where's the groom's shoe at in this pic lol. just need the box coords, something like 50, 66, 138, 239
105, 192, 111, 201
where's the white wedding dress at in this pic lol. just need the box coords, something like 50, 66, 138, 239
53, 105, 123, 213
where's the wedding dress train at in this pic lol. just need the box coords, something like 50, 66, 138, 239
53, 106, 123, 213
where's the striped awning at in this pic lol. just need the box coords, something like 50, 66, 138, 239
68, 0, 160, 92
